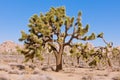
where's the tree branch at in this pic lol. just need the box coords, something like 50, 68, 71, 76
64, 24, 77, 46
102, 37, 109, 45
48, 42, 58, 53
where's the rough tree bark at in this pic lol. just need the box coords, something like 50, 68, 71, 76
77, 57, 80, 65
55, 44, 64, 72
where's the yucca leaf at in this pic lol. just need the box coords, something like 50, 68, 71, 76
97, 32, 104, 38
88, 33, 96, 40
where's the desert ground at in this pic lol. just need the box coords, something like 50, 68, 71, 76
0, 54, 120, 80
0, 41, 120, 80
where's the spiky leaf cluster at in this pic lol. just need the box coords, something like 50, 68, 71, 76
70, 42, 95, 62
97, 32, 103, 38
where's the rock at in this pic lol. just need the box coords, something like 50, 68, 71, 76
41, 66, 55, 71
8, 69, 23, 74
39, 75, 56, 80
9, 63, 25, 70
0, 74, 9, 80
112, 76, 120, 80
0, 77, 9, 80
28, 65, 36, 70
0, 41, 23, 54
14, 74, 56, 80
0, 64, 11, 72
33, 68, 41, 74
82, 75, 94, 80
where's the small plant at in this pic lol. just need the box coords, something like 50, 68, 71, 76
112, 76, 120, 80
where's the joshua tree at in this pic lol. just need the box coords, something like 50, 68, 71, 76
70, 42, 94, 66
19, 7, 97, 72
97, 32, 113, 67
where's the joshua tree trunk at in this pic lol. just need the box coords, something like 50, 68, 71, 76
55, 45, 64, 72
56, 53, 62, 72
107, 58, 112, 67
107, 53, 112, 68
47, 53, 50, 66
77, 57, 80, 65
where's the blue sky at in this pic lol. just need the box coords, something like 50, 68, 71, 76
0, 0, 120, 46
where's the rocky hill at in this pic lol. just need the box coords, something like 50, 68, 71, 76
0, 41, 23, 54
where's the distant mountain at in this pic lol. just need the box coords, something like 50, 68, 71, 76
0, 41, 23, 54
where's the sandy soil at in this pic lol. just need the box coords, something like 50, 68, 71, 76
0, 54, 120, 80
0, 67, 120, 80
